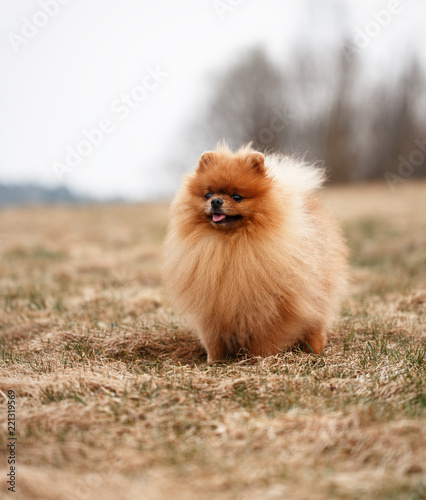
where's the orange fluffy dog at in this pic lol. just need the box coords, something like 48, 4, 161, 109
163, 143, 348, 362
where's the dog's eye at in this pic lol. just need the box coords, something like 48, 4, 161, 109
205, 193, 213, 200
232, 194, 243, 202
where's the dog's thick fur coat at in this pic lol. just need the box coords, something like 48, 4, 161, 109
163, 143, 348, 361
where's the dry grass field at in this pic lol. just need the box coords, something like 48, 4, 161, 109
0, 181, 425, 500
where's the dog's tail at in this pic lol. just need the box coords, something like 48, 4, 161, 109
266, 153, 326, 193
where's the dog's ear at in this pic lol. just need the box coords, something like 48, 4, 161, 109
246, 152, 265, 174
197, 151, 216, 173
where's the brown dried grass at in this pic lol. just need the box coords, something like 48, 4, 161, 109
0, 183, 425, 500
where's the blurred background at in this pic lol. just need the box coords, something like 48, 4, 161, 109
1, 0, 425, 204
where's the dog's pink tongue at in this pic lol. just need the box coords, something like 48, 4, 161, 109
212, 214, 226, 223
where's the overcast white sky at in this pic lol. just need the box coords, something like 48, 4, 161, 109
0, 0, 425, 200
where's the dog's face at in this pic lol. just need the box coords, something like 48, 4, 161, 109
186, 149, 274, 232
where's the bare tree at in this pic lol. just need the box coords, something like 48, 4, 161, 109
175, 44, 426, 183
188, 47, 291, 154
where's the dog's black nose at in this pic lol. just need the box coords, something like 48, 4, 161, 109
211, 198, 223, 208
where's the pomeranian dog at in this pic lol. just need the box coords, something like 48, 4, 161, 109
163, 142, 348, 362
